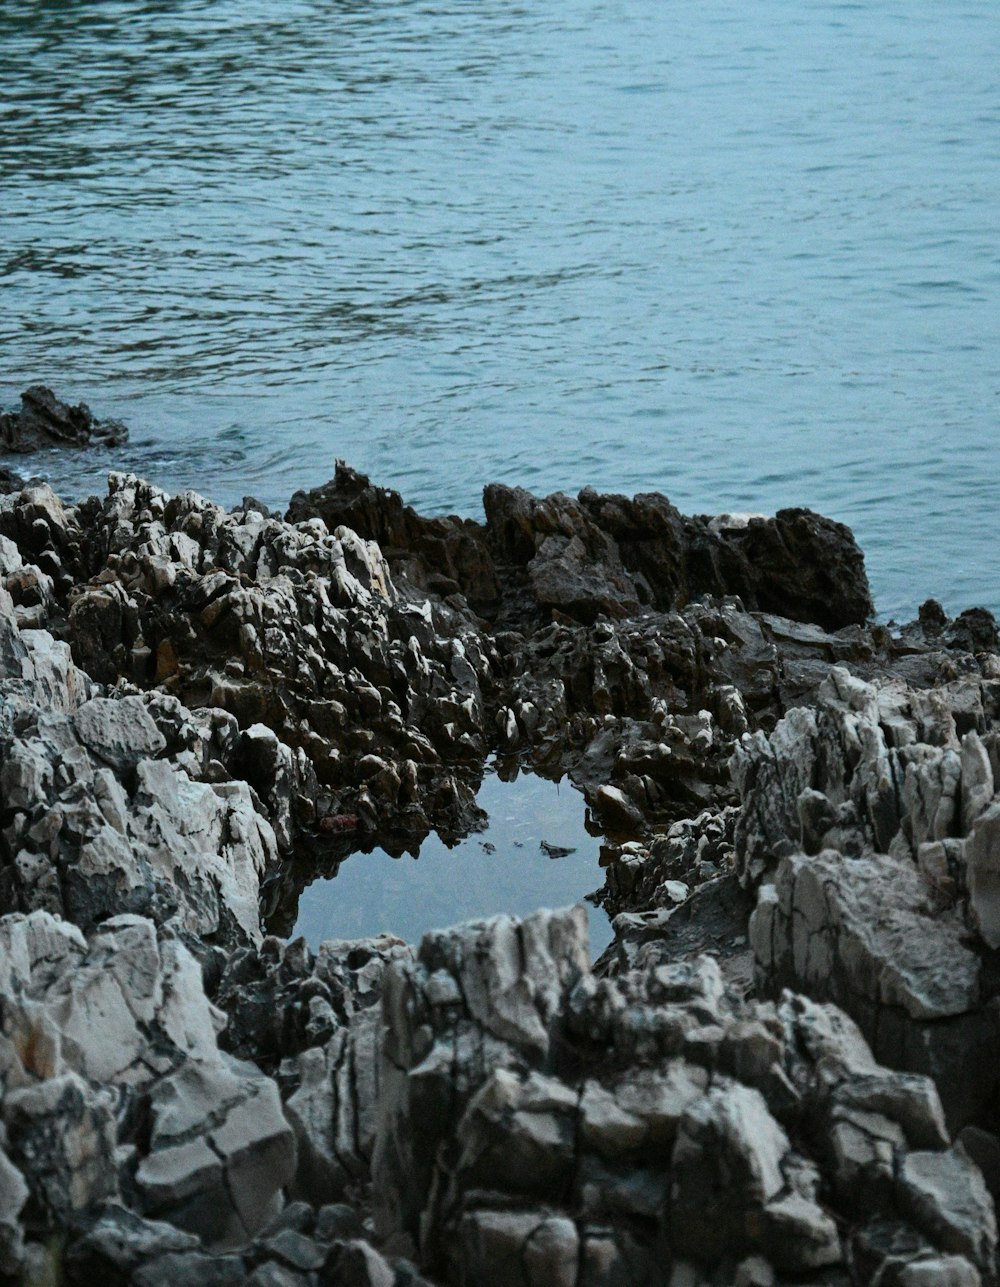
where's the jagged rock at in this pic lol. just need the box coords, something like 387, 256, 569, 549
0, 689, 278, 949
596, 807, 737, 916
285, 1004, 382, 1202
0, 578, 281, 949
374, 906, 590, 1256
897, 1148, 997, 1274
735, 665, 1000, 1132
964, 802, 1000, 949
0, 911, 296, 1250
63, 1205, 200, 1286
215, 932, 411, 1073
685, 507, 873, 631
290, 466, 873, 629
287, 462, 499, 612
0, 385, 128, 453
0, 1142, 28, 1277
73, 693, 167, 769
365, 906, 992, 1284
330, 1239, 396, 1287
135, 1057, 295, 1246
750, 849, 997, 1128
131, 1250, 248, 1287
670, 1082, 840, 1270
852, 1221, 984, 1287
3, 1070, 119, 1220
0, 453, 998, 1283
54, 473, 495, 872
751, 850, 981, 1022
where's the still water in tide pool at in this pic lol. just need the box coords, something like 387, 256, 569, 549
292, 769, 614, 957
3, 1, 1000, 622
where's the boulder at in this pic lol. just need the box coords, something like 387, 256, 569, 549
0, 911, 296, 1249
0, 385, 128, 453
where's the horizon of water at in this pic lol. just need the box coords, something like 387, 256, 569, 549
3, 1, 999, 623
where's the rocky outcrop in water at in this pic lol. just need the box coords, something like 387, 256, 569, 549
2, 410, 1000, 1283
0, 386, 128, 453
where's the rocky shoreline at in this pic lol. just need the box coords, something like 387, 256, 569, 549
1, 389, 999, 1284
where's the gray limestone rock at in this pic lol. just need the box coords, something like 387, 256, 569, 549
0, 457, 998, 1284
0, 643, 279, 948
0, 1141, 28, 1276
751, 850, 981, 1024
3, 1071, 118, 1220
750, 849, 996, 1129
0, 910, 296, 1253
135, 1057, 296, 1246
897, 1148, 997, 1276
670, 1082, 840, 1271
63, 1205, 200, 1284
963, 802, 1000, 950
285, 1005, 382, 1202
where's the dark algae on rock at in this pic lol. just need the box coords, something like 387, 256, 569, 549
3, 393, 1000, 1284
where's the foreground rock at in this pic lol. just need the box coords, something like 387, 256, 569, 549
4, 900, 993, 1285
0, 416, 999, 1282
1, 911, 295, 1255
288, 463, 874, 630
375, 907, 995, 1284
738, 666, 1000, 1133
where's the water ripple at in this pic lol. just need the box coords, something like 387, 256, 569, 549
2, 0, 999, 618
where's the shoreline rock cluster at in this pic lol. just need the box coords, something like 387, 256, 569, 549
1, 389, 1000, 1284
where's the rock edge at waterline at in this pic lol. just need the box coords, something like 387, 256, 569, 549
1, 395, 999, 1284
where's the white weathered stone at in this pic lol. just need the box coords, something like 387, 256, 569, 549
963, 802, 1000, 950
0, 1144, 28, 1277
136, 1058, 296, 1248
897, 1148, 997, 1274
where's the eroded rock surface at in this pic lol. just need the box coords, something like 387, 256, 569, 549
0, 583, 277, 951
288, 462, 874, 630
735, 667, 1000, 1132
368, 907, 991, 1285
0, 421, 998, 1283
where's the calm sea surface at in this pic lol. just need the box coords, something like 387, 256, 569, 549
2, 1, 999, 621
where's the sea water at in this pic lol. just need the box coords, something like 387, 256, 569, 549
3, 0, 999, 621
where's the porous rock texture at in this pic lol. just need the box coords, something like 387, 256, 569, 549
2, 392, 1000, 1283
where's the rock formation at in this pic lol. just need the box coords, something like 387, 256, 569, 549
0, 386, 128, 453
0, 392, 999, 1283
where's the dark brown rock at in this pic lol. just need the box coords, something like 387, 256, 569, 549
287, 463, 498, 612
289, 468, 873, 630
0, 385, 128, 452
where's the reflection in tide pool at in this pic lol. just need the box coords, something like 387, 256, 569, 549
293, 769, 613, 958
